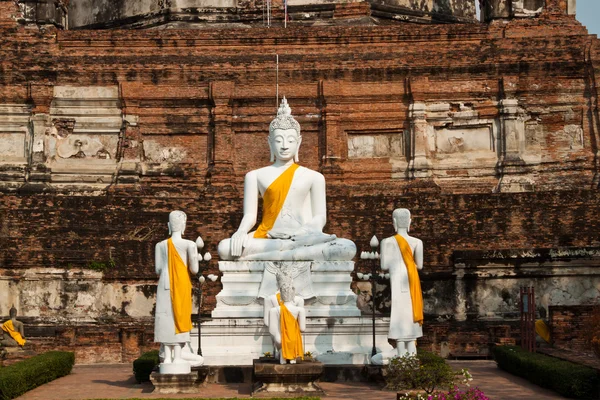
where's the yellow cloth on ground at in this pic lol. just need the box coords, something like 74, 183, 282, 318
394, 234, 424, 326
535, 319, 551, 343
277, 293, 303, 361
254, 163, 300, 239
168, 238, 192, 334
1, 320, 26, 346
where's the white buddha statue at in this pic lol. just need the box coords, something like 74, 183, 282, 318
217, 97, 356, 262
154, 211, 204, 373
263, 269, 304, 328
263, 269, 305, 357
267, 277, 307, 364
371, 208, 424, 365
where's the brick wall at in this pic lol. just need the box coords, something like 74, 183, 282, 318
549, 305, 598, 355
1, 1, 600, 361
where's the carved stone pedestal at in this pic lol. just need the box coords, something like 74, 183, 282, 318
213, 261, 360, 318
192, 316, 392, 365
200, 260, 392, 366
150, 367, 209, 394
252, 359, 324, 396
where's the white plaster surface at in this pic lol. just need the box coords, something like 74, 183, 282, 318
435, 126, 494, 154
143, 140, 187, 163
0, 104, 31, 163
453, 262, 600, 320
194, 316, 392, 365
212, 261, 360, 318
0, 268, 156, 320
348, 132, 404, 159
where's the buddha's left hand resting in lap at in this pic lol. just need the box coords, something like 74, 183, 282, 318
218, 97, 356, 261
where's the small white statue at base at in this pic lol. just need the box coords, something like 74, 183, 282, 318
371, 208, 424, 366
154, 210, 204, 374
263, 270, 304, 358
267, 275, 306, 364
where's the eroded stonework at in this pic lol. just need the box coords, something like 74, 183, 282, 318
0, 0, 598, 362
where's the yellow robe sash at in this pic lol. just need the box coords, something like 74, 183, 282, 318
167, 238, 193, 334
535, 319, 551, 343
254, 163, 300, 239
394, 234, 424, 326
1, 320, 26, 346
277, 293, 303, 361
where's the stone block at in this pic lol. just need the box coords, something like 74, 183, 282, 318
252, 359, 324, 395
150, 369, 208, 394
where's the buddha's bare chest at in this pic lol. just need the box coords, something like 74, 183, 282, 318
257, 171, 311, 199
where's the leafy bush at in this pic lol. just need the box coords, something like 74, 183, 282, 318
132, 350, 160, 383
493, 345, 599, 399
385, 350, 455, 394
0, 351, 74, 400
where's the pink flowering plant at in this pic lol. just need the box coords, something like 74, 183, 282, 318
397, 387, 490, 400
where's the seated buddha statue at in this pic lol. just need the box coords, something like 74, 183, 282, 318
217, 97, 356, 261
1, 306, 26, 348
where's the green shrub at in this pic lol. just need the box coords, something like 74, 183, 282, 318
0, 351, 74, 400
132, 350, 160, 383
385, 350, 455, 394
493, 345, 599, 399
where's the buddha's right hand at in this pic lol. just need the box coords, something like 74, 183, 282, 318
231, 230, 248, 257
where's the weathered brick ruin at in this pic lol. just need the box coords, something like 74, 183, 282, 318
1, 0, 599, 363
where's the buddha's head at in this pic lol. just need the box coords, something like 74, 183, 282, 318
168, 210, 187, 235
9, 305, 17, 319
276, 269, 296, 302
280, 282, 296, 303
392, 208, 411, 232
269, 97, 302, 163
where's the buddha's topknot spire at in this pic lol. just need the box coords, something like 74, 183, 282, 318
269, 96, 301, 137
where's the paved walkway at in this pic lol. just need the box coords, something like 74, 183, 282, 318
16, 361, 565, 400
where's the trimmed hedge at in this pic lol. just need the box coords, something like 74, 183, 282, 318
493, 345, 599, 399
0, 351, 75, 400
132, 350, 159, 383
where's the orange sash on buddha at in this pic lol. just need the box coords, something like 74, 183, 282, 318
1, 320, 26, 346
535, 319, 551, 343
254, 163, 300, 239
394, 234, 424, 326
167, 238, 192, 334
277, 293, 303, 361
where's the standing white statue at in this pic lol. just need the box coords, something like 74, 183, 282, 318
155, 210, 204, 374
263, 270, 304, 357
217, 97, 356, 262
371, 208, 424, 365
267, 274, 307, 364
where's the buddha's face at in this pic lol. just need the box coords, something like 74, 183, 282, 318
270, 128, 301, 162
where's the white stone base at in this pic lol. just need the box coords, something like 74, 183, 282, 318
212, 261, 360, 318
159, 362, 191, 374
191, 316, 393, 366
